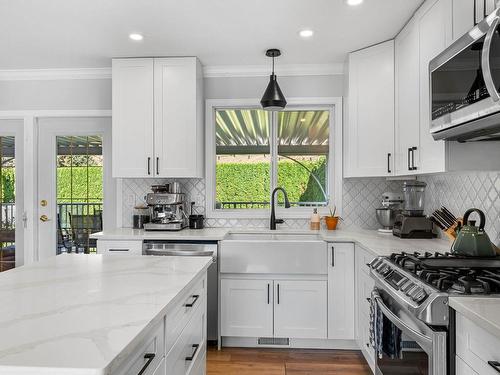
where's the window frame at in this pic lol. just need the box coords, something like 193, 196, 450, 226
205, 97, 343, 219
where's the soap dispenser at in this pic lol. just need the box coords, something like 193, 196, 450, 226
310, 208, 320, 230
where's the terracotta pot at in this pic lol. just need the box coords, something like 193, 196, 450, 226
324, 216, 339, 230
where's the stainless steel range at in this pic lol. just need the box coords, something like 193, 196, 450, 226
370, 251, 500, 375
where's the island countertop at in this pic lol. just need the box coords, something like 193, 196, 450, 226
0, 254, 211, 374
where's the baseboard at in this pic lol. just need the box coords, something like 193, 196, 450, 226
221, 336, 359, 350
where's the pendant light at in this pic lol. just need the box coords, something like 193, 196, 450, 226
260, 49, 287, 111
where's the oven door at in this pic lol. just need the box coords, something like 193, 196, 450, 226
372, 289, 447, 375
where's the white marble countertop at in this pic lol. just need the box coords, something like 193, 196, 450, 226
449, 297, 500, 339
91, 227, 452, 257
0, 254, 211, 374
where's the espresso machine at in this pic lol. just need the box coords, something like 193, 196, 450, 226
143, 185, 188, 231
392, 181, 435, 239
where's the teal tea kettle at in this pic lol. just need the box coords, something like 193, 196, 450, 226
451, 208, 496, 257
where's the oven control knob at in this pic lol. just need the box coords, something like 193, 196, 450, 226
414, 290, 428, 303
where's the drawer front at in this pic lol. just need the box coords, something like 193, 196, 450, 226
188, 352, 206, 375
456, 312, 500, 375
356, 246, 375, 277
116, 319, 165, 375
166, 298, 206, 375
152, 357, 166, 375
97, 240, 143, 255
166, 275, 206, 353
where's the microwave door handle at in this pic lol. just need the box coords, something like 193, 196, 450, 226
372, 291, 433, 352
482, 14, 500, 102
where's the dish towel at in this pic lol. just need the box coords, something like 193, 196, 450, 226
369, 293, 403, 360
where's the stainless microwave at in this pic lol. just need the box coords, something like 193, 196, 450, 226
430, 9, 500, 142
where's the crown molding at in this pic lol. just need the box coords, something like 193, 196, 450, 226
0, 63, 344, 81
203, 63, 345, 78
0, 68, 112, 81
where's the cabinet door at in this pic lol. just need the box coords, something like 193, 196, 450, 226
395, 20, 420, 176
327, 243, 355, 340
154, 57, 203, 178
418, 0, 452, 174
453, 0, 474, 41
456, 356, 479, 375
345, 40, 395, 177
220, 278, 273, 337
274, 280, 327, 339
112, 58, 154, 178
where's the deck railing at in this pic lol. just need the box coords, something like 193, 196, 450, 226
217, 201, 327, 209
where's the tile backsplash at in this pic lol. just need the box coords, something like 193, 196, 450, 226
120, 171, 499, 245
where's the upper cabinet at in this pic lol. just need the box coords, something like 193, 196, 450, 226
395, 20, 420, 176
112, 57, 204, 178
453, 0, 497, 41
418, 0, 452, 174
344, 40, 395, 178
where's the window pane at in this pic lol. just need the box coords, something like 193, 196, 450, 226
56, 136, 103, 254
215, 109, 270, 209
277, 110, 330, 207
0, 136, 15, 272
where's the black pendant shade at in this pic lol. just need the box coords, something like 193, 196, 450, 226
260, 49, 287, 111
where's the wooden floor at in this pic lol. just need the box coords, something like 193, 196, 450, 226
207, 347, 371, 375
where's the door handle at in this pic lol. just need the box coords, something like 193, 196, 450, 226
407, 148, 411, 171
147, 157, 151, 175
267, 283, 270, 304
185, 295, 199, 308
331, 246, 335, 267
185, 344, 200, 361
411, 146, 417, 170
156, 157, 159, 175
277, 283, 280, 304
387, 153, 391, 174
488, 361, 500, 373
138, 353, 155, 375
39, 215, 50, 222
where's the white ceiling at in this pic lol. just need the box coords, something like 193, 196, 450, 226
0, 0, 423, 70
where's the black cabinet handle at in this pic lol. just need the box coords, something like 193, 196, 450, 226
185, 344, 200, 361
138, 353, 155, 375
277, 284, 280, 304
147, 157, 151, 175
185, 295, 199, 308
411, 146, 417, 170
108, 248, 129, 252
489, 361, 500, 373
366, 297, 371, 303
387, 153, 391, 174
407, 148, 411, 171
331, 246, 335, 267
156, 157, 159, 175
267, 283, 270, 304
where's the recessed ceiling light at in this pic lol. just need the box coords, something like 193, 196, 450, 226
299, 29, 314, 38
346, 0, 363, 5
129, 33, 144, 41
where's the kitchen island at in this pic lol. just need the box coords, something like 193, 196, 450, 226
0, 254, 211, 375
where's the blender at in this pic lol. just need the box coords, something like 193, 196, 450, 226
392, 181, 435, 238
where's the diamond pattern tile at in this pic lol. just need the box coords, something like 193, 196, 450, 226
121, 171, 500, 246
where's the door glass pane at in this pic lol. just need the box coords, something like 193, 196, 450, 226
277, 110, 330, 207
0, 136, 15, 272
215, 109, 271, 209
431, 36, 488, 120
56, 136, 103, 254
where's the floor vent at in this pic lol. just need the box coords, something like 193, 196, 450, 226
258, 337, 290, 346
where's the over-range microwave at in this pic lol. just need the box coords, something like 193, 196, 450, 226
430, 8, 500, 142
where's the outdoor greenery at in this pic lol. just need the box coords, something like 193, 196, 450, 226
216, 157, 327, 205
1, 169, 15, 202
57, 167, 103, 202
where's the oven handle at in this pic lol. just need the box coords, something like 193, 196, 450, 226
482, 12, 500, 102
372, 292, 433, 352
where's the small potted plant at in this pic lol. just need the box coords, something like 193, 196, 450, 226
324, 205, 341, 230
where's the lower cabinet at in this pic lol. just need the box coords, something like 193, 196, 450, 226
220, 278, 273, 337
221, 278, 327, 339
456, 355, 479, 375
274, 280, 327, 339
327, 243, 355, 339
96, 239, 143, 255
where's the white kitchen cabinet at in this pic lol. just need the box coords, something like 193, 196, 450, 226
154, 58, 204, 178
395, 19, 420, 176
96, 239, 143, 255
220, 278, 273, 337
453, 0, 496, 42
274, 280, 327, 339
344, 40, 395, 178
112, 57, 204, 178
418, 0, 452, 174
456, 355, 479, 375
327, 243, 355, 340
112, 58, 154, 178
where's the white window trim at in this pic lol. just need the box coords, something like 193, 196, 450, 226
205, 97, 343, 219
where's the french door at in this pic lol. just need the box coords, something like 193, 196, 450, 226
0, 120, 23, 271
37, 117, 113, 260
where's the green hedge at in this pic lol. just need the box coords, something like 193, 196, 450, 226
216, 158, 326, 204
57, 166, 103, 202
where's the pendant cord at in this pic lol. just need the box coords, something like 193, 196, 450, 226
272, 56, 275, 75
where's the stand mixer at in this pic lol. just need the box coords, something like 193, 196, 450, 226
376, 192, 404, 233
